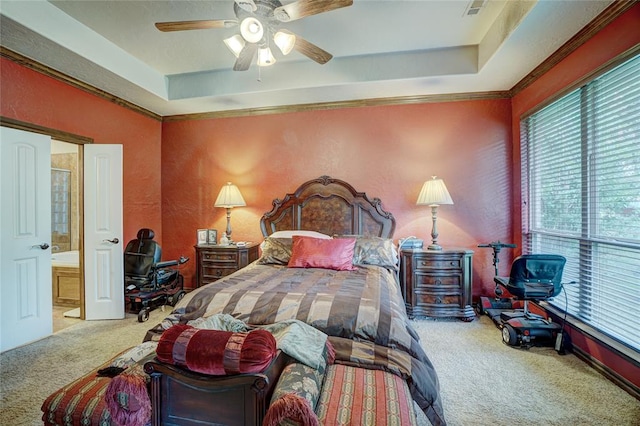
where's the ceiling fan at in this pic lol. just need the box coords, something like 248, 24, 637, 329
155, 0, 353, 71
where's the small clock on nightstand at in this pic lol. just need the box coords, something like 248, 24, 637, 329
399, 248, 475, 321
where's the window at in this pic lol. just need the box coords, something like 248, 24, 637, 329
520, 53, 640, 352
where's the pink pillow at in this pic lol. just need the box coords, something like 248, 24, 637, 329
288, 236, 357, 271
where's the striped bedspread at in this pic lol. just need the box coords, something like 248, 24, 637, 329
145, 263, 446, 426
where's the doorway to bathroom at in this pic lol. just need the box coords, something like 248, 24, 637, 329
51, 140, 82, 332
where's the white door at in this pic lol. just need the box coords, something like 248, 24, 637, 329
84, 144, 124, 320
0, 127, 53, 352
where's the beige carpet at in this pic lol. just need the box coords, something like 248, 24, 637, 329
411, 316, 640, 426
1, 307, 168, 426
1, 311, 638, 425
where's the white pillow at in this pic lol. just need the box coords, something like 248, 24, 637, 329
268, 230, 332, 239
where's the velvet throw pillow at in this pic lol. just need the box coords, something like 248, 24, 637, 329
287, 236, 357, 271
156, 324, 277, 376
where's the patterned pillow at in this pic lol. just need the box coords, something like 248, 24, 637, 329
288, 236, 357, 271
338, 236, 399, 271
109, 341, 158, 369
257, 237, 293, 265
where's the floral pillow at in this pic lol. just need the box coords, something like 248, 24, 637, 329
257, 237, 293, 265
338, 235, 399, 271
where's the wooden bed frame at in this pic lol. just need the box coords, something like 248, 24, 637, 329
145, 176, 397, 426
145, 352, 290, 426
261, 175, 395, 238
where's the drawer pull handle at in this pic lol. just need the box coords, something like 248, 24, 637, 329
435, 297, 442, 304
450, 261, 456, 266
215, 270, 222, 276
435, 279, 442, 285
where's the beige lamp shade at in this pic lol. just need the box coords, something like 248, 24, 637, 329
215, 182, 245, 241
416, 176, 454, 206
416, 176, 453, 250
214, 182, 246, 208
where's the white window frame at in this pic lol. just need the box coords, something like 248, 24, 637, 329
520, 51, 640, 357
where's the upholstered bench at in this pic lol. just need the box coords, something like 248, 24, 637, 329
41, 348, 139, 426
43, 357, 419, 426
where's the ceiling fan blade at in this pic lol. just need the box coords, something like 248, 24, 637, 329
234, 0, 257, 13
155, 20, 237, 32
274, 0, 353, 22
234, 43, 258, 71
293, 35, 333, 64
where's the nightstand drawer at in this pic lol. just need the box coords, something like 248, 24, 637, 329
414, 272, 461, 288
414, 292, 462, 307
414, 256, 462, 270
202, 251, 238, 264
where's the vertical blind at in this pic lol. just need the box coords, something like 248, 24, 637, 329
520, 53, 640, 352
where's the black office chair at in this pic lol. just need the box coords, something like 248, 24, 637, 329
495, 254, 566, 321
493, 254, 567, 348
124, 228, 188, 321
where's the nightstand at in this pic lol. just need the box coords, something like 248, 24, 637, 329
400, 248, 474, 321
194, 243, 259, 288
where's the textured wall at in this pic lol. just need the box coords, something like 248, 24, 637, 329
161, 99, 513, 293
0, 58, 163, 245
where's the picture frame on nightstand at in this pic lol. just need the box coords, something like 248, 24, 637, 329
196, 229, 208, 245
207, 229, 218, 245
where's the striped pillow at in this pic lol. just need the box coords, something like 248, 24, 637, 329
316, 364, 418, 426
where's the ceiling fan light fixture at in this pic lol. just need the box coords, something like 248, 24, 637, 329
240, 17, 264, 43
224, 34, 245, 58
257, 47, 276, 66
274, 31, 296, 55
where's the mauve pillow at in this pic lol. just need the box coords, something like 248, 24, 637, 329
287, 236, 357, 271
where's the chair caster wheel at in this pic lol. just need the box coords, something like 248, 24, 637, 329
138, 309, 150, 322
502, 324, 518, 346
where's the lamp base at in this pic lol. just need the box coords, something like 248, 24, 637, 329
427, 243, 443, 251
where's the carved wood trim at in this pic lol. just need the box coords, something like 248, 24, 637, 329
260, 175, 396, 238
0, 116, 93, 144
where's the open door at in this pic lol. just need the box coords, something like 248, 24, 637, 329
83, 144, 124, 320
0, 127, 53, 351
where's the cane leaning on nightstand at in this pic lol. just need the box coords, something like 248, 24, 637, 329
194, 242, 259, 288
400, 248, 475, 321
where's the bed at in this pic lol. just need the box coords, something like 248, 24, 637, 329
42, 176, 446, 426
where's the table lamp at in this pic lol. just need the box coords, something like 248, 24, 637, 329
416, 176, 454, 250
214, 182, 246, 242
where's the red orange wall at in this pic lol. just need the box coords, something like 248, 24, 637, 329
160, 100, 513, 290
0, 58, 163, 243
511, 4, 640, 390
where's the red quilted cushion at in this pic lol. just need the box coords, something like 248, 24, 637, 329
288, 236, 357, 271
156, 324, 277, 375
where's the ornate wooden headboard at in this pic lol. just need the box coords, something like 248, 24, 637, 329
260, 176, 396, 238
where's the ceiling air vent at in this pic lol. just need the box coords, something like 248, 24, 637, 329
465, 0, 486, 16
